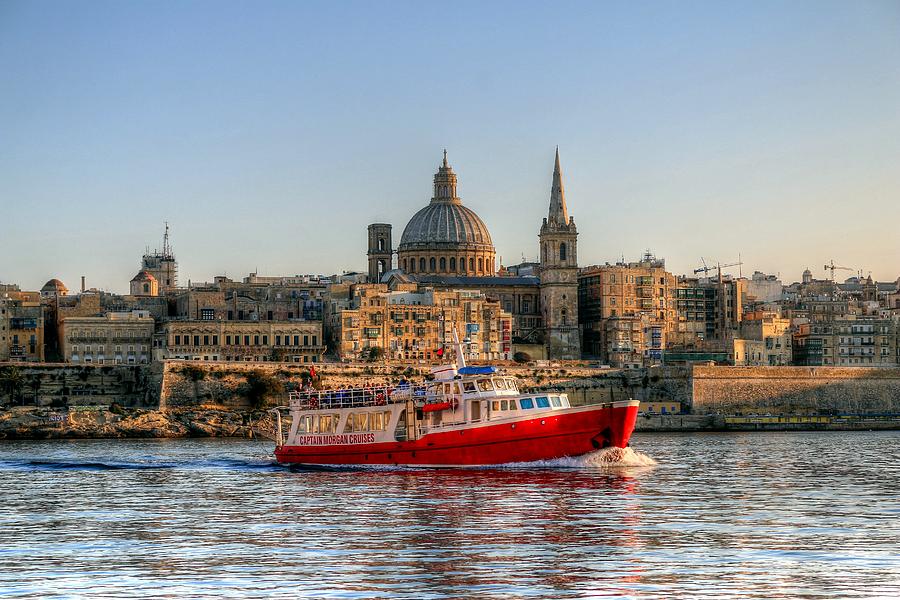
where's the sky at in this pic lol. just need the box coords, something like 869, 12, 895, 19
1, 0, 898, 294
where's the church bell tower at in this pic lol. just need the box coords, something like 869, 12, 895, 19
367, 223, 393, 283
539, 148, 580, 359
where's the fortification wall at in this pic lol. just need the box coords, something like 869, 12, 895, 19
0, 363, 160, 409
691, 366, 900, 415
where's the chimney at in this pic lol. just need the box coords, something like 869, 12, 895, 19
81, 276, 85, 293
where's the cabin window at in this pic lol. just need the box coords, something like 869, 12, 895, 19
492, 401, 500, 411
355, 413, 369, 431
550, 396, 562, 408
508, 399, 518, 410
520, 398, 534, 409
477, 379, 493, 391
444, 383, 452, 395
463, 382, 477, 393
344, 415, 355, 433
494, 378, 507, 390
298, 415, 312, 433
371, 412, 383, 431
500, 399, 509, 411
536, 397, 550, 409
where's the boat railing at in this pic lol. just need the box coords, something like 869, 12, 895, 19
287, 384, 428, 411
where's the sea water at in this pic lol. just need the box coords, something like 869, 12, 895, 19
0, 431, 898, 598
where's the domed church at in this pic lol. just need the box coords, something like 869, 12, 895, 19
365, 148, 581, 360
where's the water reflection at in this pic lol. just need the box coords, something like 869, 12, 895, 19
0, 433, 898, 598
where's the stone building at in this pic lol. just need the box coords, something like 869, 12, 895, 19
331, 284, 512, 363
0, 291, 44, 362
160, 320, 323, 362
130, 270, 159, 297
793, 316, 897, 367
60, 311, 155, 365
578, 253, 677, 366
732, 311, 792, 366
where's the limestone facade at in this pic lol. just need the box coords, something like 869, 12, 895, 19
60, 311, 155, 365
332, 284, 512, 362
579, 254, 677, 366
0, 292, 44, 362
161, 320, 323, 363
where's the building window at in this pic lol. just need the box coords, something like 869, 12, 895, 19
559, 243, 567, 261
254, 335, 260, 345
478, 257, 484, 272
419, 258, 426, 272
175, 335, 181, 345
193, 335, 200, 346
430, 257, 436, 272
226, 335, 232, 345
262, 335, 268, 345
450, 257, 456, 271
203, 335, 210, 345
212, 335, 218, 345
469, 257, 475, 271
276, 335, 281, 346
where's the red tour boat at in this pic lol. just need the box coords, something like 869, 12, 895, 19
271, 339, 639, 468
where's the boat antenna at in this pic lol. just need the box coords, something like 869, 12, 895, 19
452, 327, 466, 369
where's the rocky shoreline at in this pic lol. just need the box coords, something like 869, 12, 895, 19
0, 407, 270, 440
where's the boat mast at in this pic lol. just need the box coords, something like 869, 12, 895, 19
452, 327, 466, 370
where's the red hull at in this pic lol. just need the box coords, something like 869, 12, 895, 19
274, 402, 638, 467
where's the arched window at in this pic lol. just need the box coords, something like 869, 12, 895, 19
378, 238, 385, 252
469, 257, 475, 271
419, 257, 426, 272
439, 257, 446, 271
560, 242, 567, 261
542, 243, 547, 263
143, 283, 149, 293
450, 257, 456, 271
402, 258, 407, 272
478, 257, 484, 272
430, 257, 436, 272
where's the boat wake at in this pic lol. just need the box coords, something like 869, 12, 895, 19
496, 446, 658, 470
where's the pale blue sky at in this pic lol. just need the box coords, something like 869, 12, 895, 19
2, 0, 898, 293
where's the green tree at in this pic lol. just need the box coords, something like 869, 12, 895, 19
244, 370, 283, 410
0, 366, 25, 406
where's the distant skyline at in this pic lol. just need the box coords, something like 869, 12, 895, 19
2, 1, 899, 294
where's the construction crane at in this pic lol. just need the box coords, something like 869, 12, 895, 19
823, 260, 854, 281
694, 258, 743, 280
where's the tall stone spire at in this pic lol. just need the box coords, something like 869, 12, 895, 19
432, 149, 459, 204
548, 146, 569, 225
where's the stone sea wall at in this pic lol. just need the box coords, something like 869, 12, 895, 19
691, 366, 900, 415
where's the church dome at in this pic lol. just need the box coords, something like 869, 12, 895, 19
41, 279, 68, 294
131, 270, 156, 282
395, 151, 496, 277
399, 202, 493, 250
397, 151, 494, 252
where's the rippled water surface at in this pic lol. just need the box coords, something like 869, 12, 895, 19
1, 432, 899, 599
